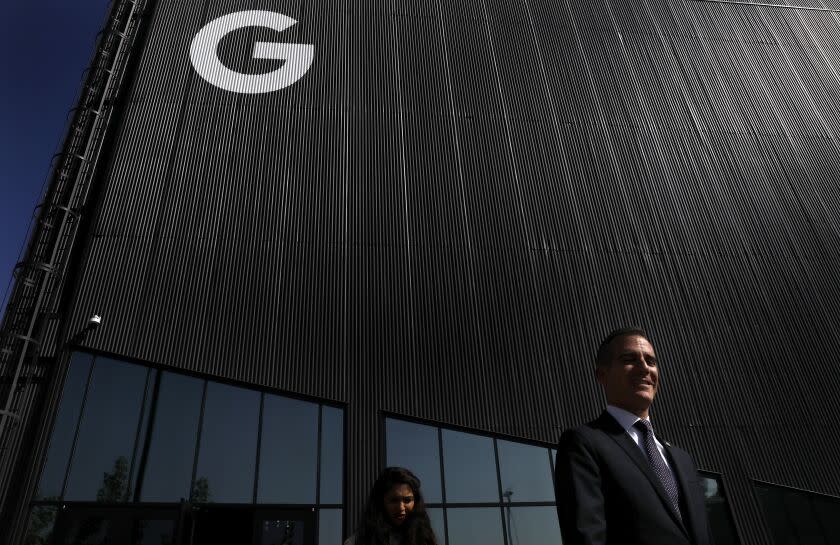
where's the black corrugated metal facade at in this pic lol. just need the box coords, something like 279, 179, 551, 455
4, 0, 840, 542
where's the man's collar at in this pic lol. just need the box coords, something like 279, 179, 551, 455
606, 404, 650, 433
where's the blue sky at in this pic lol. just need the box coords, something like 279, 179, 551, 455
0, 1, 111, 314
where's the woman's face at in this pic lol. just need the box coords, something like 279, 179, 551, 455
384, 483, 415, 526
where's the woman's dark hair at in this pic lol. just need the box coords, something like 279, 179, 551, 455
354, 467, 439, 545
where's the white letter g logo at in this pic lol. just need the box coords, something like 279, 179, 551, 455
190, 10, 314, 94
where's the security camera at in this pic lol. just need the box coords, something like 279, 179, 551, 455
88, 315, 102, 329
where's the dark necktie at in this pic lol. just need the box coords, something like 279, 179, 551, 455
634, 419, 682, 521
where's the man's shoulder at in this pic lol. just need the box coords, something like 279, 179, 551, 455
558, 412, 617, 446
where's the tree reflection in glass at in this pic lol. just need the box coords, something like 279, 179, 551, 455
63, 359, 148, 502
97, 456, 131, 502
24, 506, 57, 545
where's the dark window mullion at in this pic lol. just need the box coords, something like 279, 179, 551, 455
547, 447, 556, 493
125, 368, 153, 501
132, 369, 162, 502
427, 501, 556, 508
493, 438, 510, 545
314, 404, 323, 545
189, 380, 208, 501
253, 392, 265, 504
437, 426, 449, 545
316, 404, 323, 506
59, 355, 96, 500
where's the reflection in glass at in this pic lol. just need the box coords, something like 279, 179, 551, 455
426, 508, 445, 545
140, 372, 204, 502
24, 505, 57, 545
701, 477, 719, 499
755, 485, 795, 545
446, 508, 504, 545
258, 519, 305, 545
64, 359, 149, 501
129, 372, 155, 500
699, 476, 739, 545
506, 507, 562, 545
441, 430, 498, 503
386, 419, 441, 503
193, 381, 260, 503
320, 406, 344, 504
132, 519, 175, 545
812, 496, 840, 543
497, 440, 554, 502
36, 353, 93, 499
258, 395, 319, 503
318, 509, 343, 545
784, 489, 828, 545
59, 515, 111, 545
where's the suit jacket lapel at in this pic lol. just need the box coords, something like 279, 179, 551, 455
596, 412, 690, 538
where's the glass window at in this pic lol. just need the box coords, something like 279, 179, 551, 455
193, 381, 260, 503
700, 475, 739, 545
497, 440, 555, 502
258, 395, 319, 504
317, 509, 342, 545
784, 489, 829, 545
426, 508, 445, 545
755, 482, 840, 545
386, 419, 442, 503
506, 506, 562, 545
139, 371, 204, 502
441, 429, 498, 503
446, 507, 504, 545
34, 353, 342, 524
23, 505, 58, 545
36, 353, 93, 500
129, 372, 155, 500
320, 406, 344, 504
755, 484, 796, 545
812, 496, 840, 543
64, 358, 149, 502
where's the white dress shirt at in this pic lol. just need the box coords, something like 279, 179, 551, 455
606, 405, 676, 478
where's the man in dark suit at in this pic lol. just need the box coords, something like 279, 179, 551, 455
554, 328, 713, 545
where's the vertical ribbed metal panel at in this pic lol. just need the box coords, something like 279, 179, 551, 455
6, 0, 840, 542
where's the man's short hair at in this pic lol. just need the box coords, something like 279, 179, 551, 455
595, 327, 649, 368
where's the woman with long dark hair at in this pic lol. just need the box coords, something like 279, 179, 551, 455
344, 467, 439, 545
